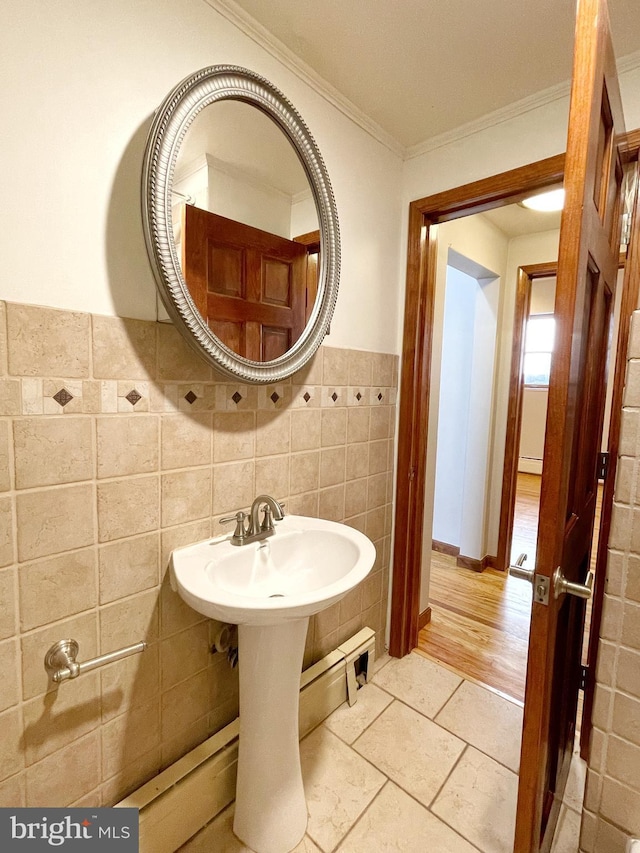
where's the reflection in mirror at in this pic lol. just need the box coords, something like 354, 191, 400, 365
172, 102, 320, 361
142, 65, 340, 383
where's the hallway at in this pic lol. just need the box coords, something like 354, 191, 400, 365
418, 473, 542, 702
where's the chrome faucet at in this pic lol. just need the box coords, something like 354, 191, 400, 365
220, 495, 285, 546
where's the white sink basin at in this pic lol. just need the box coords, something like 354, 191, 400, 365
170, 514, 376, 626
169, 513, 376, 853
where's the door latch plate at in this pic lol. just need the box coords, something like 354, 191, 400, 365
534, 575, 550, 605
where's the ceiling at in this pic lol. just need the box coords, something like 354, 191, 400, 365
221, 0, 640, 152
482, 203, 563, 239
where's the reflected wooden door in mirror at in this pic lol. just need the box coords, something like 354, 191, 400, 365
141, 65, 340, 383
182, 206, 308, 360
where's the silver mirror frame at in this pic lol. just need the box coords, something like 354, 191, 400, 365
142, 65, 340, 383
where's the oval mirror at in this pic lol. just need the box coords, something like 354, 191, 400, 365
142, 65, 340, 383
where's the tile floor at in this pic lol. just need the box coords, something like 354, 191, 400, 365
181, 652, 586, 852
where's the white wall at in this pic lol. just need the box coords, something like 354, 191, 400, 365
460, 268, 501, 560
432, 256, 501, 561
290, 193, 318, 240
402, 63, 640, 209
529, 276, 557, 314
0, 0, 404, 355
520, 390, 549, 470
206, 162, 296, 239
432, 266, 476, 548
173, 156, 298, 244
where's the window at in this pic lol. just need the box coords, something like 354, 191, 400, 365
523, 314, 555, 386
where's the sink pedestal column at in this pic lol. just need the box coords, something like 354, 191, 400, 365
233, 616, 309, 853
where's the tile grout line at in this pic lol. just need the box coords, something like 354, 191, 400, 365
328, 676, 483, 849
325, 778, 391, 853
337, 663, 515, 851
337, 692, 395, 749
369, 667, 524, 776
421, 741, 492, 853
432, 673, 466, 720
349, 734, 486, 853
426, 742, 469, 813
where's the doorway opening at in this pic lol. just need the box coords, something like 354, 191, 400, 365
390, 149, 638, 722
510, 285, 557, 567
417, 200, 567, 702
419, 253, 612, 702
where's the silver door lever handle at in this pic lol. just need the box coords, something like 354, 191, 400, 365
509, 552, 535, 583
553, 568, 593, 600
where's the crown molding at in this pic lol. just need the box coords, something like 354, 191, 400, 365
202, 0, 404, 157
405, 50, 640, 161
201, 2, 640, 164
405, 79, 571, 161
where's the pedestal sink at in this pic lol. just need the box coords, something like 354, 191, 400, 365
170, 515, 376, 853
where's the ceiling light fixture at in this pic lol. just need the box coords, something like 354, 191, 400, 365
521, 188, 565, 212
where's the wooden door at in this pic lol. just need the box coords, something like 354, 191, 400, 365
498, 263, 558, 572
182, 206, 308, 361
294, 229, 321, 324
515, 0, 625, 849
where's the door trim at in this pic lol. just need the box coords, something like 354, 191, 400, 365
497, 262, 559, 573
390, 136, 640, 660
389, 154, 566, 658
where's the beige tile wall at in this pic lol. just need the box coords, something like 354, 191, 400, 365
0, 300, 397, 809
581, 310, 640, 852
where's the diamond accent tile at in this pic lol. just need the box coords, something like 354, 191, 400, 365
303, 392, 311, 403
232, 391, 243, 404
356, 392, 362, 401
331, 392, 338, 402
184, 390, 197, 405
52, 388, 73, 407
125, 389, 142, 406
377, 392, 384, 401
270, 391, 280, 404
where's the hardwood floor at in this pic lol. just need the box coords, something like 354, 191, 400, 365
511, 472, 542, 566
416, 473, 602, 703
418, 553, 531, 701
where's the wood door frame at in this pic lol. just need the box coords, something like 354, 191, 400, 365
389, 153, 565, 658
389, 136, 640, 661
498, 251, 629, 577
497, 261, 560, 573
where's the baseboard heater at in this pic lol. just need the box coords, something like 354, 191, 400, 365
115, 627, 376, 853
518, 456, 543, 475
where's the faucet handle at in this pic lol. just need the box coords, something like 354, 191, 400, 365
219, 511, 248, 544
260, 504, 275, 532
